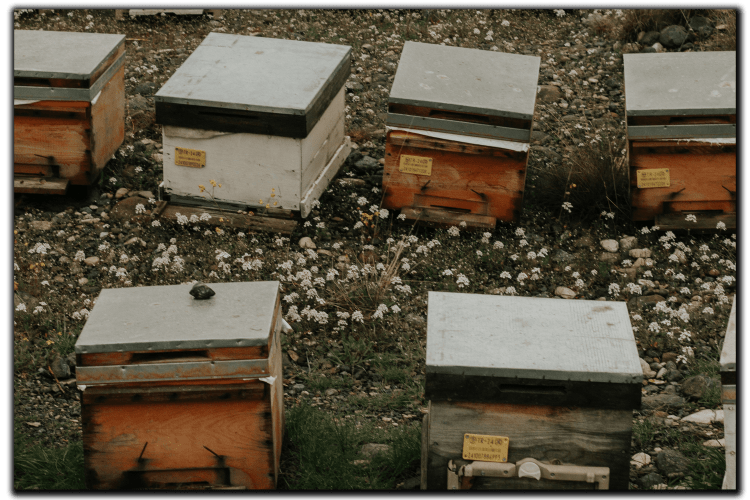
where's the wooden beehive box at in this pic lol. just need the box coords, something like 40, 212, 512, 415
624, 52, 736, 230
155, 34, 352, 218
720, 296, 736, 490
75, 281, 284, 490
14, 30, 126, 194
383, 42, 540, 228
422, 293, 642, 490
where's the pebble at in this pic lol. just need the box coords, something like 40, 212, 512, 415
681, 409, 723, 424
619, 236, 638, 251
599, 252, 619, 263
640, 358, 657, 378
703, 439, 725, 448
554, 286, 576, 299
83, 256, 100, 267
631, 452, 651, 468
299, 237, 316, 249
115, 187, 129, 199
600, 239, 619, 252
189, 283, 216, 300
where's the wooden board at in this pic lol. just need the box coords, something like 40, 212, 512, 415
13, 176, 69, 195
109, 197, 297, 235
424, 401, 632, 490
400, 207, 496, 231
89, 63, 125, 177
654, 211, 736, 231
82, 382, 275, 489
383, 130, 528, 223
629, 140, 736, 221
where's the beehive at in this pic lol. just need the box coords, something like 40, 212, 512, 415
422, 293, 642, 490
720, 296, 736, 490
624, 51, 736, 230
155, 34, 352, 217
75, 281, 283, 490
383, 42, 540, 228
14, 30, 126, 194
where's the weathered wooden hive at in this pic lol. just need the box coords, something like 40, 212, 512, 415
14, 30, 126, 194
720, 296, 736, 490
75, 281, 284, 490
155, 34, 352, 217
382, 41, 540, 229
422, 292, 642, 490
624, 51, 736, 230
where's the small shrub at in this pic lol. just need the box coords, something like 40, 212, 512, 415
617, 9, 690, 42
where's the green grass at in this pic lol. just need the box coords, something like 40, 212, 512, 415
280, 404, 420, 489
14, 426, 86, 490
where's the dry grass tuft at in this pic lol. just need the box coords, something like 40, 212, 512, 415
709, 9, 736, 50
617, 9, 688, 42
528, 115, 630, 222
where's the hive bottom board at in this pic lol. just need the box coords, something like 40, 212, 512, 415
421, 401, 633, 490
82, 381, 279, 490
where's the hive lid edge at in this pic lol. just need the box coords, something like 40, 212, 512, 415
388, 95, 534, 121
425, 364, 643, 385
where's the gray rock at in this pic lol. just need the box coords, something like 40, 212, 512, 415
689, 16, 715, 38
134, 82, 157, 96
405, 313, 426, 326
642, 392, 686, 411
292, 383, 305, 392
399, 476, 421, 489
551, 249, 573, 263
50, 357, 71, 379
619, 236, 638, 251
537, 85, 562, 104
599, 252, 619, 263
531, 131, 550, 144
128, 95, 151, 112
189, 283, 215, 300
639, 31, 662, 46
629, 248, 652, 259
681, 374, 719, 400
660, 25, 689, 48
66, 352, 77, 372
83, 256, 100, 267
354, 155, 380, 171
640, 358, 657, 378
638, 472, 664, 490
628, 294, 666, 309
325, 388, 338, 397
656, 449, 690, 479
665, 369, 683, 382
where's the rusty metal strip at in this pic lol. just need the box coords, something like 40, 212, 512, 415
14, 52, 126, 102
386, 113, 530, 142
76, 358, 269, 385
628, 123, 735, 140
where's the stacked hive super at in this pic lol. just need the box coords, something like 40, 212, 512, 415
75, 282, 284, 490
14, 30, 126, 194
422, 293, 642, 490
383, 41, 540, 229
624, 51, 736, 230
155, 34, 352, 217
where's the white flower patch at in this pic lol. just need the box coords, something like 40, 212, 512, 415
372, 303, 389, 319
456, 274, 470, 288
28, 242, 51, 255
608, 283, 620, 296
447, 226, 460, 237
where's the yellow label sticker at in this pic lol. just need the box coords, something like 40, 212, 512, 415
636, 168, 670, 189
175, 147, 206, 168
462, 433, 509, 463
399, 155, 432, 176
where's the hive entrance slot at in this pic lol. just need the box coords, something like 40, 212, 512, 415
498, 384, 567, 395
430, 205, 472, 214
130, 350, 211, 364
428, 109, 490, 124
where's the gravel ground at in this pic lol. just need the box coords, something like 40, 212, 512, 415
13, 8, 736, 490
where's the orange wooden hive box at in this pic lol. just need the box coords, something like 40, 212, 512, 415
624, 52, 736, 230
14, 30, 126, 195
74, 282, 284, 490
382, 42, 540, 229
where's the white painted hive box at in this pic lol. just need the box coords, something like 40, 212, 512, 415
155, 34, 352, 217
720, 296, 736, 490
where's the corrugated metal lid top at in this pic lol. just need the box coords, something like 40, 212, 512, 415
155, 33, 352, 116
426, 292, 642, 384
624, 51, 736, 116
389, 41, 540, 120
75, 281, 280, 354
14, 30, 125, 81
720, 295, 736, 372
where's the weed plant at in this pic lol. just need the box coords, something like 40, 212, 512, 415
14, 427, 85, 490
